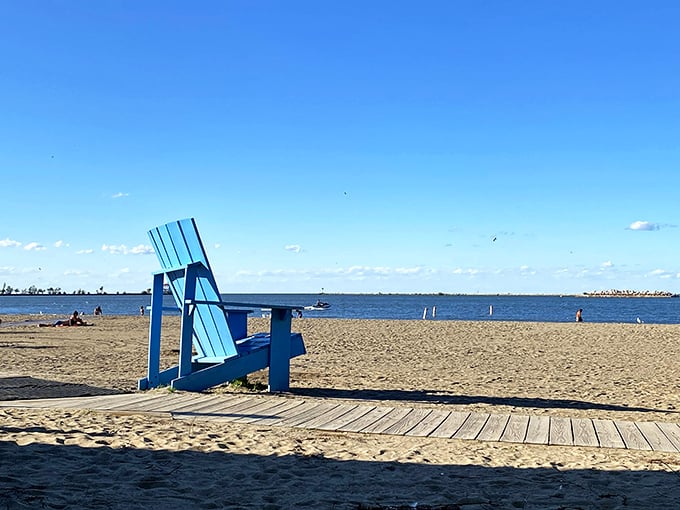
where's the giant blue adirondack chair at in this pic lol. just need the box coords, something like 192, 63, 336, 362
137, 218, 305, 392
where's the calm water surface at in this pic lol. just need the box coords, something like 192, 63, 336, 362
1, 294, 678, 324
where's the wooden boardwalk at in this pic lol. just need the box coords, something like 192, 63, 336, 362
2, 392, 680, 453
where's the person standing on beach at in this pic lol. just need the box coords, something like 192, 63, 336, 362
576, 308, 583, 322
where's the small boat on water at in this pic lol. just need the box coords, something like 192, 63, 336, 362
304, 300, 331, 311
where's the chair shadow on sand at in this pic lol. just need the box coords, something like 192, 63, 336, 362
291, 387, 676, 415
0, 375, 122, 401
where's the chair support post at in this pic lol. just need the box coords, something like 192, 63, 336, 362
145, 272, 165, 388
268, 307, 292, 392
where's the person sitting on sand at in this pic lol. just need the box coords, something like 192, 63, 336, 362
94, 305, 103, 315
39, 310, 87, 327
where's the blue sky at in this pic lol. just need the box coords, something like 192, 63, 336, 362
1, 1, 678, 295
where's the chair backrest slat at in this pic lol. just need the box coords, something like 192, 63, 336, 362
148, 218, 238, 359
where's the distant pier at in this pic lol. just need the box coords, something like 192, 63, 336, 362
584, 289, 678, 298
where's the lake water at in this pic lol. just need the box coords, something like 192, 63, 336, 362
0, 294, 678, 324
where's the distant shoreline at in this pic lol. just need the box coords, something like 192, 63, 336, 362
1, 291, 677, 298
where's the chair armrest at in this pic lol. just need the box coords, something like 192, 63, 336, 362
188, 299, 302, 310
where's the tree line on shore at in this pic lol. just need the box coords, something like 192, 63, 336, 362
0, 284, 152, 296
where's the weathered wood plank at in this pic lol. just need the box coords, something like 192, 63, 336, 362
360, 407, 413, 434
295, 404, 358, 429
525, 416, 550, 445
170, 396, 254, 418
263, 401, 324, 426
315, 405, 376, 431
656, 422, 680, 451
245, 399, 308, 426
381, 408, 433, 436
452, 413, 489, 440
476, 414, 510, 442
51, 394, 146, 409
636, 422, 679, 452
127, 393, 208, 412
282, 402, 341, 427
159, 394, 234, 413
429, 411, 469, 438
94, 393, 172, 410
335, 406, 395, 433
572, 418, 598, 448
199, 396, 296, 421
406, 409, 450, 437
227, 399, 305, 424
592, 419, 625, 449
549, 417, 573, 446
500, 414, 529, 443
615, 421, 651, 451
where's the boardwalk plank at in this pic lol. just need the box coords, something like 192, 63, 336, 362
125, 393, 206, 412
452, 413, 489, 440
282, 402, 341, 427
228, 399, 306, 424
572, 418, 598, 448
195, 396, 295, 421
636, 422, 679, 452
656, 422, 680, 451
240, 399, 308, 426
262, 401, 324, 426
94, 393, 173, 410
615, 421, 652, 451
158, 394, 235, 413
500, 414, 529, 443
382, 408, 433, 436
593, 419, 625, 449
335, 406, 394, 433
525, 416, 550, 445
315, 405, 376, 431
361, 408, 413, 434
295, 404, 358, 429
549, 417, 573, 446
406, 409, 450, 437
176, 396, 289, 422
476, 414, 510, 442
429, 411, 469, 438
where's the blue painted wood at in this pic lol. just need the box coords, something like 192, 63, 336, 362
269, 308, 292, 392
137, 218, 306, 392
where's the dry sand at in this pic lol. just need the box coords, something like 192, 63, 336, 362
1, 314, 680, 509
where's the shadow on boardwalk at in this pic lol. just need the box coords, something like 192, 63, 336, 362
292, 387, 674, 415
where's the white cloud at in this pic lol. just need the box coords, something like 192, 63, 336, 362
285, 244, 301, 253
54, 240, 68, 248
112, 192, 129, 199
627, 220, 659, 231
76, 249, 94, 255
101, 244, 153, 255
601, 261, 613, 268
129, 244, 154, 255
24, 242, 46, 251
0, 238, 21, 248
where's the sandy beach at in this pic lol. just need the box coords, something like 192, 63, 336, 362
1, 314, 680, 508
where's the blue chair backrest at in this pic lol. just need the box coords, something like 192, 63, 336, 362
148, 218, 238, 360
